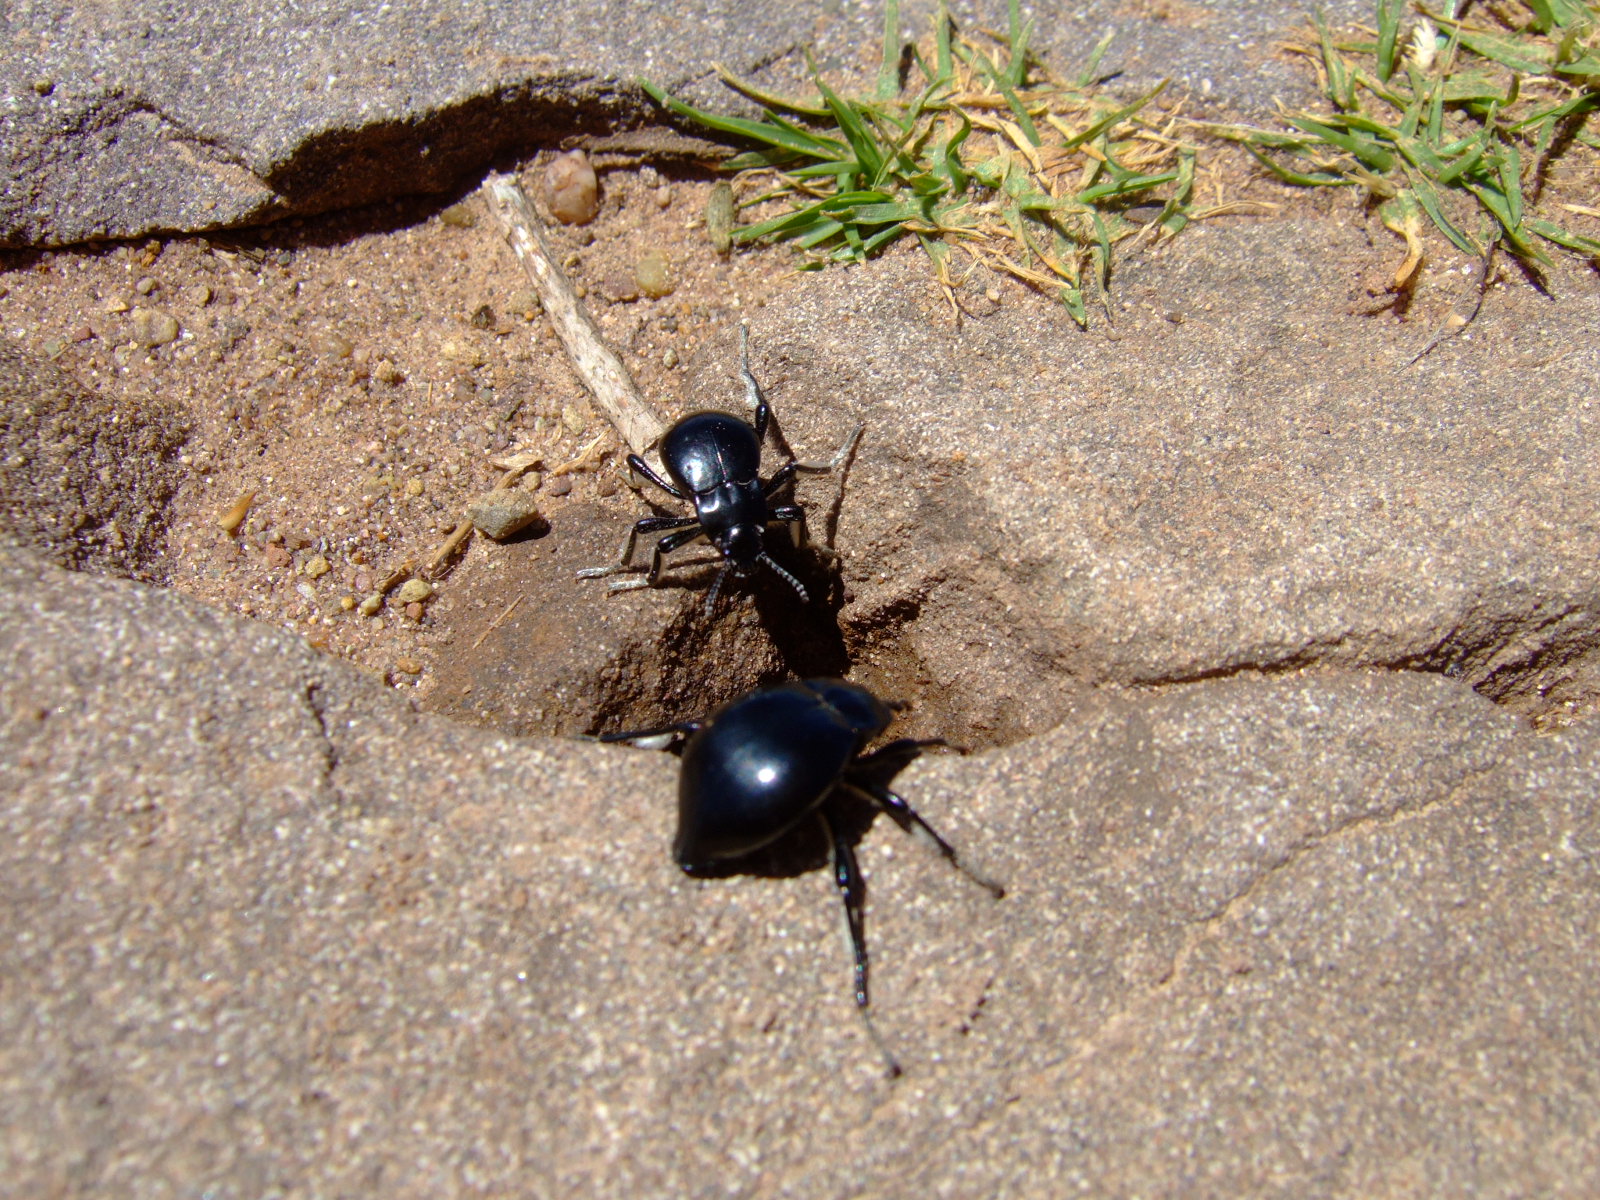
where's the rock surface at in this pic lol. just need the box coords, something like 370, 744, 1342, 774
692, 222, 1600, 742
4, 550, 1597, 1196
0, 0, 1367, 247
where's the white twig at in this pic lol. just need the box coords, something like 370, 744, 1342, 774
481, 172, 668, 455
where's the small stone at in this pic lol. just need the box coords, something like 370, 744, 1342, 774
312, 332, 353, 359
439, 202, 477, 228
131, 308, 180, 347
404, 603, 425, 623
186, 283, 212, 306
405, 478, 425, 497
396, 578, 433, 605
506, 290, 540, 319
466, 489, 542, 540
546, 476, 573, 497
340, 596, 357, 612
32, 78, 54, 96
544, 150, 599, 224
655, 184, 672, 209
303, 554, 331, 579
469, 304, 495, 330
134, 276, 158, 295
395, 657, 423, 674
663, 347, 679, 369
705, 182, 735, 255
373, 359, 404, 385
104, 296, 131, 314
560, 405, 586, 435
264, 544, 293, 569
440, 339, 485, 368
358, 594, 383, 616
635, 251, 673, 298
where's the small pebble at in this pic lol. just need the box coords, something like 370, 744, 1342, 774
303, 554, 331, 579
663, 347, 679, 369
546, 476, 573, 497
469, 304, 495, 330
131, 308, 180, 347
396, 578, 433, 605
439, 202, 477, 228
506, 290, 540, 319
465, 489, 542, 540
373, 360, 404, 385
405, 478, 425, 497
264, 544, 293, 569
105, 297, 130, 314
596, 474, 618, 498
134, 276, 157, 295
560, 404, 586, 435
32, 78, 54, 96
358, 594, 383, 616
544, 150, 599, 224
312, 332, 353, 358
340, 596, 357, 612
635, 251, 673, 298
655, 184, 672, 208
985, 286, 1002, 304
395, 656, 423, 673
186, 283, 212, 307
404, 603, 425, 623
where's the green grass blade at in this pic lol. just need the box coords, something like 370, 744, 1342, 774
1530, 220, 1600, 255
1060, 81, 1168, 150
1076, 170, 1178, 204
877, 0, 902, 101
812, 74, 885, 181
1285, 116, 1397, 171
1405, 172, 1483, 256
713, 66, 830, 118
638, 78, 847, 159
1375, 0, 1403, 81
1005, 0, 1034, 89
934, 0, 954, 84
1077, 29, 1117, 87
1243, 144, 1353, 186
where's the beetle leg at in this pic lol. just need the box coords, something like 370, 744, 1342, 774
790, 422, 864, 474
844, 780, 1006, 900
739, 323, 771, 444
598, 523, 706, 593
576, 515, 699, 580
769, 504, 807, 550
820, 807, 903, 1079
594, 719, 703, 751
626, 452, 686, 500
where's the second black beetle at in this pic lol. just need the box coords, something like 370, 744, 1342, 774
578, 326, 861, 609
604, 677, 1003, 1073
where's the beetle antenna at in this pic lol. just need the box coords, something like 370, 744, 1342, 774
758, 553, 810, 604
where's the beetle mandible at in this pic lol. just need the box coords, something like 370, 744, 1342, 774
577, 326, 862, 610
603, 677, 1004, 1074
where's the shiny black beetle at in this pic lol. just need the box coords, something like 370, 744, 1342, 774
604, 677, 1003, 1074
578, 326, 861, 609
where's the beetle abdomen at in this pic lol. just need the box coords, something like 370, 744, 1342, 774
674, 682, 866, 868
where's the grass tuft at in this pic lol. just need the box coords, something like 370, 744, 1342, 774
1204, 0, 1600, 286
640, 0, 1197, 326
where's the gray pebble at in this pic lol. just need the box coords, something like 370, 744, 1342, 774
465, 489, 542, 540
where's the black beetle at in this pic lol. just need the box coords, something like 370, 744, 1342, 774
603, 677, 1003, 1074
578, 326, 861, 610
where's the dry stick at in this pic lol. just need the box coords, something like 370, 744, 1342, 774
471, 593, 527, 650
418, 175, 666, 582
481, 172, 668, 456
